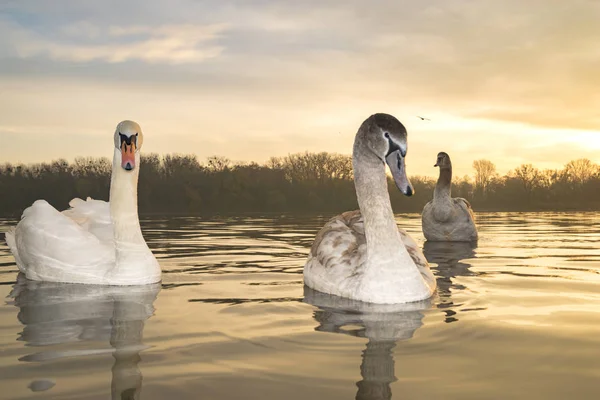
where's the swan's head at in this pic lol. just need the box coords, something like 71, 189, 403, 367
114, 120, 143, 171
359, 113, 414, 197
434, 152, 451, 170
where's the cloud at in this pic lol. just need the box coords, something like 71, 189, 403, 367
0, 0, 599, 174
1, 18, 227, 64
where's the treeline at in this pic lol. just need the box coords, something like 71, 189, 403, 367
0, 153, 599, 216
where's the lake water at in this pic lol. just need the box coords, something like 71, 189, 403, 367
0, 212, 599, 400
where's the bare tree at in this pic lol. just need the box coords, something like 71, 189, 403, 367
206, 156, 231, 172
513, 164, 541, 198
3, 152, 600, 216
472, 159, 497, 194
266, 157, 283, 170
280, 152, 353, 183
563, 158, 598, 184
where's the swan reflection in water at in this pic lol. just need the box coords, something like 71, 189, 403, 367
304, 286, 432, 400
422, 240, 478, 323
304, 241, 478, 399
8, 273, 160, 399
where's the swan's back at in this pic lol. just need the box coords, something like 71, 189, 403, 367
422, 197, 478, 242
7, 199, 114, 283
62, 197, 113, 243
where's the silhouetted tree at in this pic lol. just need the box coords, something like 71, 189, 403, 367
472, 159, 497, 198
563, 159, 598, 185
1, 153, 599, 216
511, 164, 541, 203
206, 156, 231, 172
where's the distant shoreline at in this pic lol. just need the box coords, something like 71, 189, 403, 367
1, 153, 599, 216
2, 209, 599, 221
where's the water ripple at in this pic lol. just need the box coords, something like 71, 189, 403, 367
0, 212, 599, 399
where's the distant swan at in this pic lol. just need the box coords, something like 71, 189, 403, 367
422, 152, 478, 242
5, 120, 161, 285
304, 113, 436, 304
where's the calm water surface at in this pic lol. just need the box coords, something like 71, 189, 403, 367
0, 212, 599, 399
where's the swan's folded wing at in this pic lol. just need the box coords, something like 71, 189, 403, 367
455, 197, 472, 210
398, 228, 436, 288
421, 201, 434, 223
14, 200, 114, 282
305, 210, 367, 292
62, 197, 113, 243
454, 197, 476, 221
311, 210, 366, 270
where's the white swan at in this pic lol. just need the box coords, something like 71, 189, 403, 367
4, 120, 161, 285
422, 152, 478, 242
303, 113, 436, 304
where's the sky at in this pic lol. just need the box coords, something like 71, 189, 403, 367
0, 0, 599, 177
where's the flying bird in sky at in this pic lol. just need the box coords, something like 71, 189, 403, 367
417, 116, 431, 121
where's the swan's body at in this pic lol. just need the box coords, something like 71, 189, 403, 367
422, 152, 478, 242
304, 113, 436, 304
5, 121, 161, 285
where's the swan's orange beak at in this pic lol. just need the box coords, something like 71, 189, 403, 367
121, 141, 136, 171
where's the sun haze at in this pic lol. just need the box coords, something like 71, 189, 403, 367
0, 0, 599, 177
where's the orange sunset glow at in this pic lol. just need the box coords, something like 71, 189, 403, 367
0, 0, 598, 177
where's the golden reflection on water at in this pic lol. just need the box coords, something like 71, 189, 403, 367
0, 212, 599, 399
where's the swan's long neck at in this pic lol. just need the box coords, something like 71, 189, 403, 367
433, 166, 452, 204
110, 149, 143, 244
109, 149, 155, 280
431, 165, 455, 223
353, 144, 405, 262
352, 135, 432, 302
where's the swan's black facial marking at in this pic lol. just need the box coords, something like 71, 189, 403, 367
385, 136, 406, 157
119, 132, 138, 147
